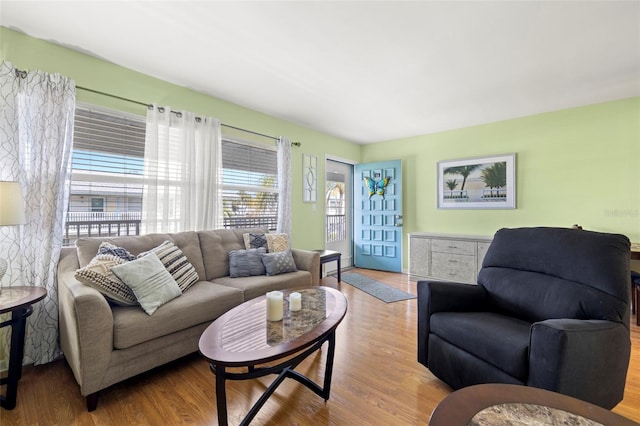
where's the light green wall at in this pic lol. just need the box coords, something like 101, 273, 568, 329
362, 97, 640, 260
0, 27, 362, 250
3, 27, 638, 269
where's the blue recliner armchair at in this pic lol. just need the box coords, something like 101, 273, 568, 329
417, 227, 631, 409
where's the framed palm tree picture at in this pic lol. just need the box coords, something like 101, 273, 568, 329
437, 153, 516, 209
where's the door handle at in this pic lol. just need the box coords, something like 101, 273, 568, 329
394, 214, 403, 227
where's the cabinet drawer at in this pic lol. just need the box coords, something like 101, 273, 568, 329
431, 252, 476, 283
431, 239, 476, 256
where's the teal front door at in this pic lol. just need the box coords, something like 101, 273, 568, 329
354, 160, 402, 272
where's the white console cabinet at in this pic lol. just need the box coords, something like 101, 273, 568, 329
409, 233, 493, 284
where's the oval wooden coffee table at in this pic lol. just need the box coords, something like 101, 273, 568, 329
429, 383, 639, 425
199, 286, 347, 426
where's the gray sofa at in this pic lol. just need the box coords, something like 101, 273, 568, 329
57, 228, 320, 411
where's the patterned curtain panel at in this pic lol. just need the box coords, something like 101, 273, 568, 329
142, 105, 222, 233
276, 136, 292, 235
0, 61, 75, 365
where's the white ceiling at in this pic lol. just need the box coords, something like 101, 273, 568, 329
2, 1, 639, 144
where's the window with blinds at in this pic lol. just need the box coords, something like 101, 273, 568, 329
63, 103, 280, 245
64, 104, 145, 245
221, 139, 278, 231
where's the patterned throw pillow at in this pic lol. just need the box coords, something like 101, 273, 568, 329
111, 252, 181, 315
229, 248, 267, 278
266, 233, 289, 253
140, 241, 199, 293
243, 233, 268, 250
97, 241, 136, 261
260, 249, 298, 276
75, 254, 138, 305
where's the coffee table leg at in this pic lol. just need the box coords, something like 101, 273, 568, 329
322, 331, 337, 400
215, 364, 228, 426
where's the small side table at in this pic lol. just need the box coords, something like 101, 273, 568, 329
0, 286, 47, 410
313, 250, 341, 282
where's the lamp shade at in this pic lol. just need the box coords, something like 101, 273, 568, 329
0, 181, 26, 226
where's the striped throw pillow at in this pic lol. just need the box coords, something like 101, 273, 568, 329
141, 241, 199, 292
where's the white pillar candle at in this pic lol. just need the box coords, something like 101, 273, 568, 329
266, 291, 283, 321
289, 292, 302, 311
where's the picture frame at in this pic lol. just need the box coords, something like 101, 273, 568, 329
437, 153, 516, 209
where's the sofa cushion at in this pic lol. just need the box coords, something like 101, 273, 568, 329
112, 252, 182, 315
75, 254, 138, 306
243, 233, 268, 250
112, 281, 244, 349
261, 250, 298, 276
229, 248, 266, 277
141, 241, 200, 292
76, 231, 207, 280
198, 228, 266, 280
430, 311, 531, 381
213, 271, 311, 301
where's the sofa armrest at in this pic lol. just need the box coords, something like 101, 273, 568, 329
291, 249, 320, 286
528, 319, 630, 409
417, 280, 488, 366
58, 248, 115, 396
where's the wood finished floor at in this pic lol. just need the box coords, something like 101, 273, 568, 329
1, 268, 639, 425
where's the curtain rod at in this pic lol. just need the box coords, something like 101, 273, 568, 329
77, 85, 301, 147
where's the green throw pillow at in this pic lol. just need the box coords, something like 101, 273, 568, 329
111, 252, 182, 315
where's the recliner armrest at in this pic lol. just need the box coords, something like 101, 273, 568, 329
417, 280, 489, 366
418, 280, 488, 313
528, 319, 631, 409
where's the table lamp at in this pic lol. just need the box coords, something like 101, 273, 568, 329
0, 181, 26, 291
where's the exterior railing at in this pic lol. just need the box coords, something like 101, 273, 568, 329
326, 214, 346, 242
64, 212, 142, 246
63, 212, 279, 246
222, 216, 278, 231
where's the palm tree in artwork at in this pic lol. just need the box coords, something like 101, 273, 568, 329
481, 162, 507, 197
444, 165, 480, 191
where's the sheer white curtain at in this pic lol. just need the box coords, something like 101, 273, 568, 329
0, 61, 75, 365
142, 105, 222, 233
277, 136, 292, 235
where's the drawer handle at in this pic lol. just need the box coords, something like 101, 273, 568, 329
448, 272, 457, 276
448, 245, 458, 249
448, 259, 458, 263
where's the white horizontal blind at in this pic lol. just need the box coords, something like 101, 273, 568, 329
221, 138, 278, 230
64, 104, 145, 245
